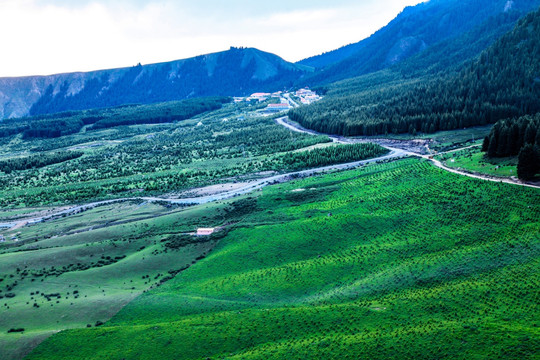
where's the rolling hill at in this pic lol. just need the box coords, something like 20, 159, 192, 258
0, 47, 312, 119
25, 158, 540, 359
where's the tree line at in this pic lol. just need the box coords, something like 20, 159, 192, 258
0, 97, 230, 139
89, 97, 230, 130
482, 113, 540, 180
0, 151, 83, 174
279, 143, 388, 170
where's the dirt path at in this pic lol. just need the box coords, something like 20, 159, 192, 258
0, 146, 406, 230
3, 117, 536, 230
276, 116, 540, 189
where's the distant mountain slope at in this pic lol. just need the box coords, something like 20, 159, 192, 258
290, 7, 540, 136
299, 0, 540, 84
0, 47, 312, 119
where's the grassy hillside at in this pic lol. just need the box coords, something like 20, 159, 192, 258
27, 158, 540, 359
0, 200, 227, 360
0, 99, 388, 359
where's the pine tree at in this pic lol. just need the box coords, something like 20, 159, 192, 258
509, 123, 520, 155
497, 126, 509, 156
525, 123, 536, 144
517, 143, 540, 180
488, 134, 498, 157
482, 136, 490, 152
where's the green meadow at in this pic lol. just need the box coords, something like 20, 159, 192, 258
437, 146, 519, 178
24, 158, 539, 359
0, 200, 228, 360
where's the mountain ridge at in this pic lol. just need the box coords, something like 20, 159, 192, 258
298, 0, 540, 85
290, 7, 540, 137
0, 47, 311, 119
2, 0, 540, 120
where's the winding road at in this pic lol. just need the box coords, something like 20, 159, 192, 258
277, 116, 540, 189
0, 141, 407, 230
2, 115, 537, 230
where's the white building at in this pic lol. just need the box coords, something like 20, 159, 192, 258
197, 228, 215, 236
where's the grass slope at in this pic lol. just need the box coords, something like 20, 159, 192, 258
0, 201, 228, 360
437, 146, 519, 178
27, 159, 540, 359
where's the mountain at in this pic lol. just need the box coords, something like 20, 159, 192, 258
299, 0, 540, 85
0, 47, 312, 119
290, 7, 540, 137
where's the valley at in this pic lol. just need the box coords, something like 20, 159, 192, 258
1, 102, 538, 359
21, 158, 540, 360
0, 100, 394, 359
1, 0, 539, 359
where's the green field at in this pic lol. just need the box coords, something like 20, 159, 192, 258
0, 199, 233, 360
0, 97, 538, 360
437, 146, 518, 178
23, 158, 539, 359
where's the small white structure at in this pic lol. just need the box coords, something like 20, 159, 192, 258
0, 234, 5, 243
197, 228, 215, 236
248, 93, 271, 102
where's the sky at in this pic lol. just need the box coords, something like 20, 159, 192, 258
0, 0, 425, 77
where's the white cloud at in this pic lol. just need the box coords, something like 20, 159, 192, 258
0, 0, 424, 77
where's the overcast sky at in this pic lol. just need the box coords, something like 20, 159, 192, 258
0, 0, 425, 77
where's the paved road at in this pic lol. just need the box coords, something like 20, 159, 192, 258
276, 116, 417, 155
283, 93, 300, 108
425, 156, 540, 189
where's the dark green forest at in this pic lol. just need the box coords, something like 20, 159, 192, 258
0, 151, 83, 174
0, 97, 229, 139
483, 113, 540, 179
280, 143, 387, 170
290, 8, 540, 137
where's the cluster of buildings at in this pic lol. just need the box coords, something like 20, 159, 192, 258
264, 103, 291, 113
296, 88, 321, 105
234, 91, 283, 103
233, 88, 321, 114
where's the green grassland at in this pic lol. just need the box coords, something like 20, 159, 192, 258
437, 146, 519, 178
372, 126, 491, 153
0, 100, 388, 359
25, 158, 540, 359
0, 198, 243, 360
